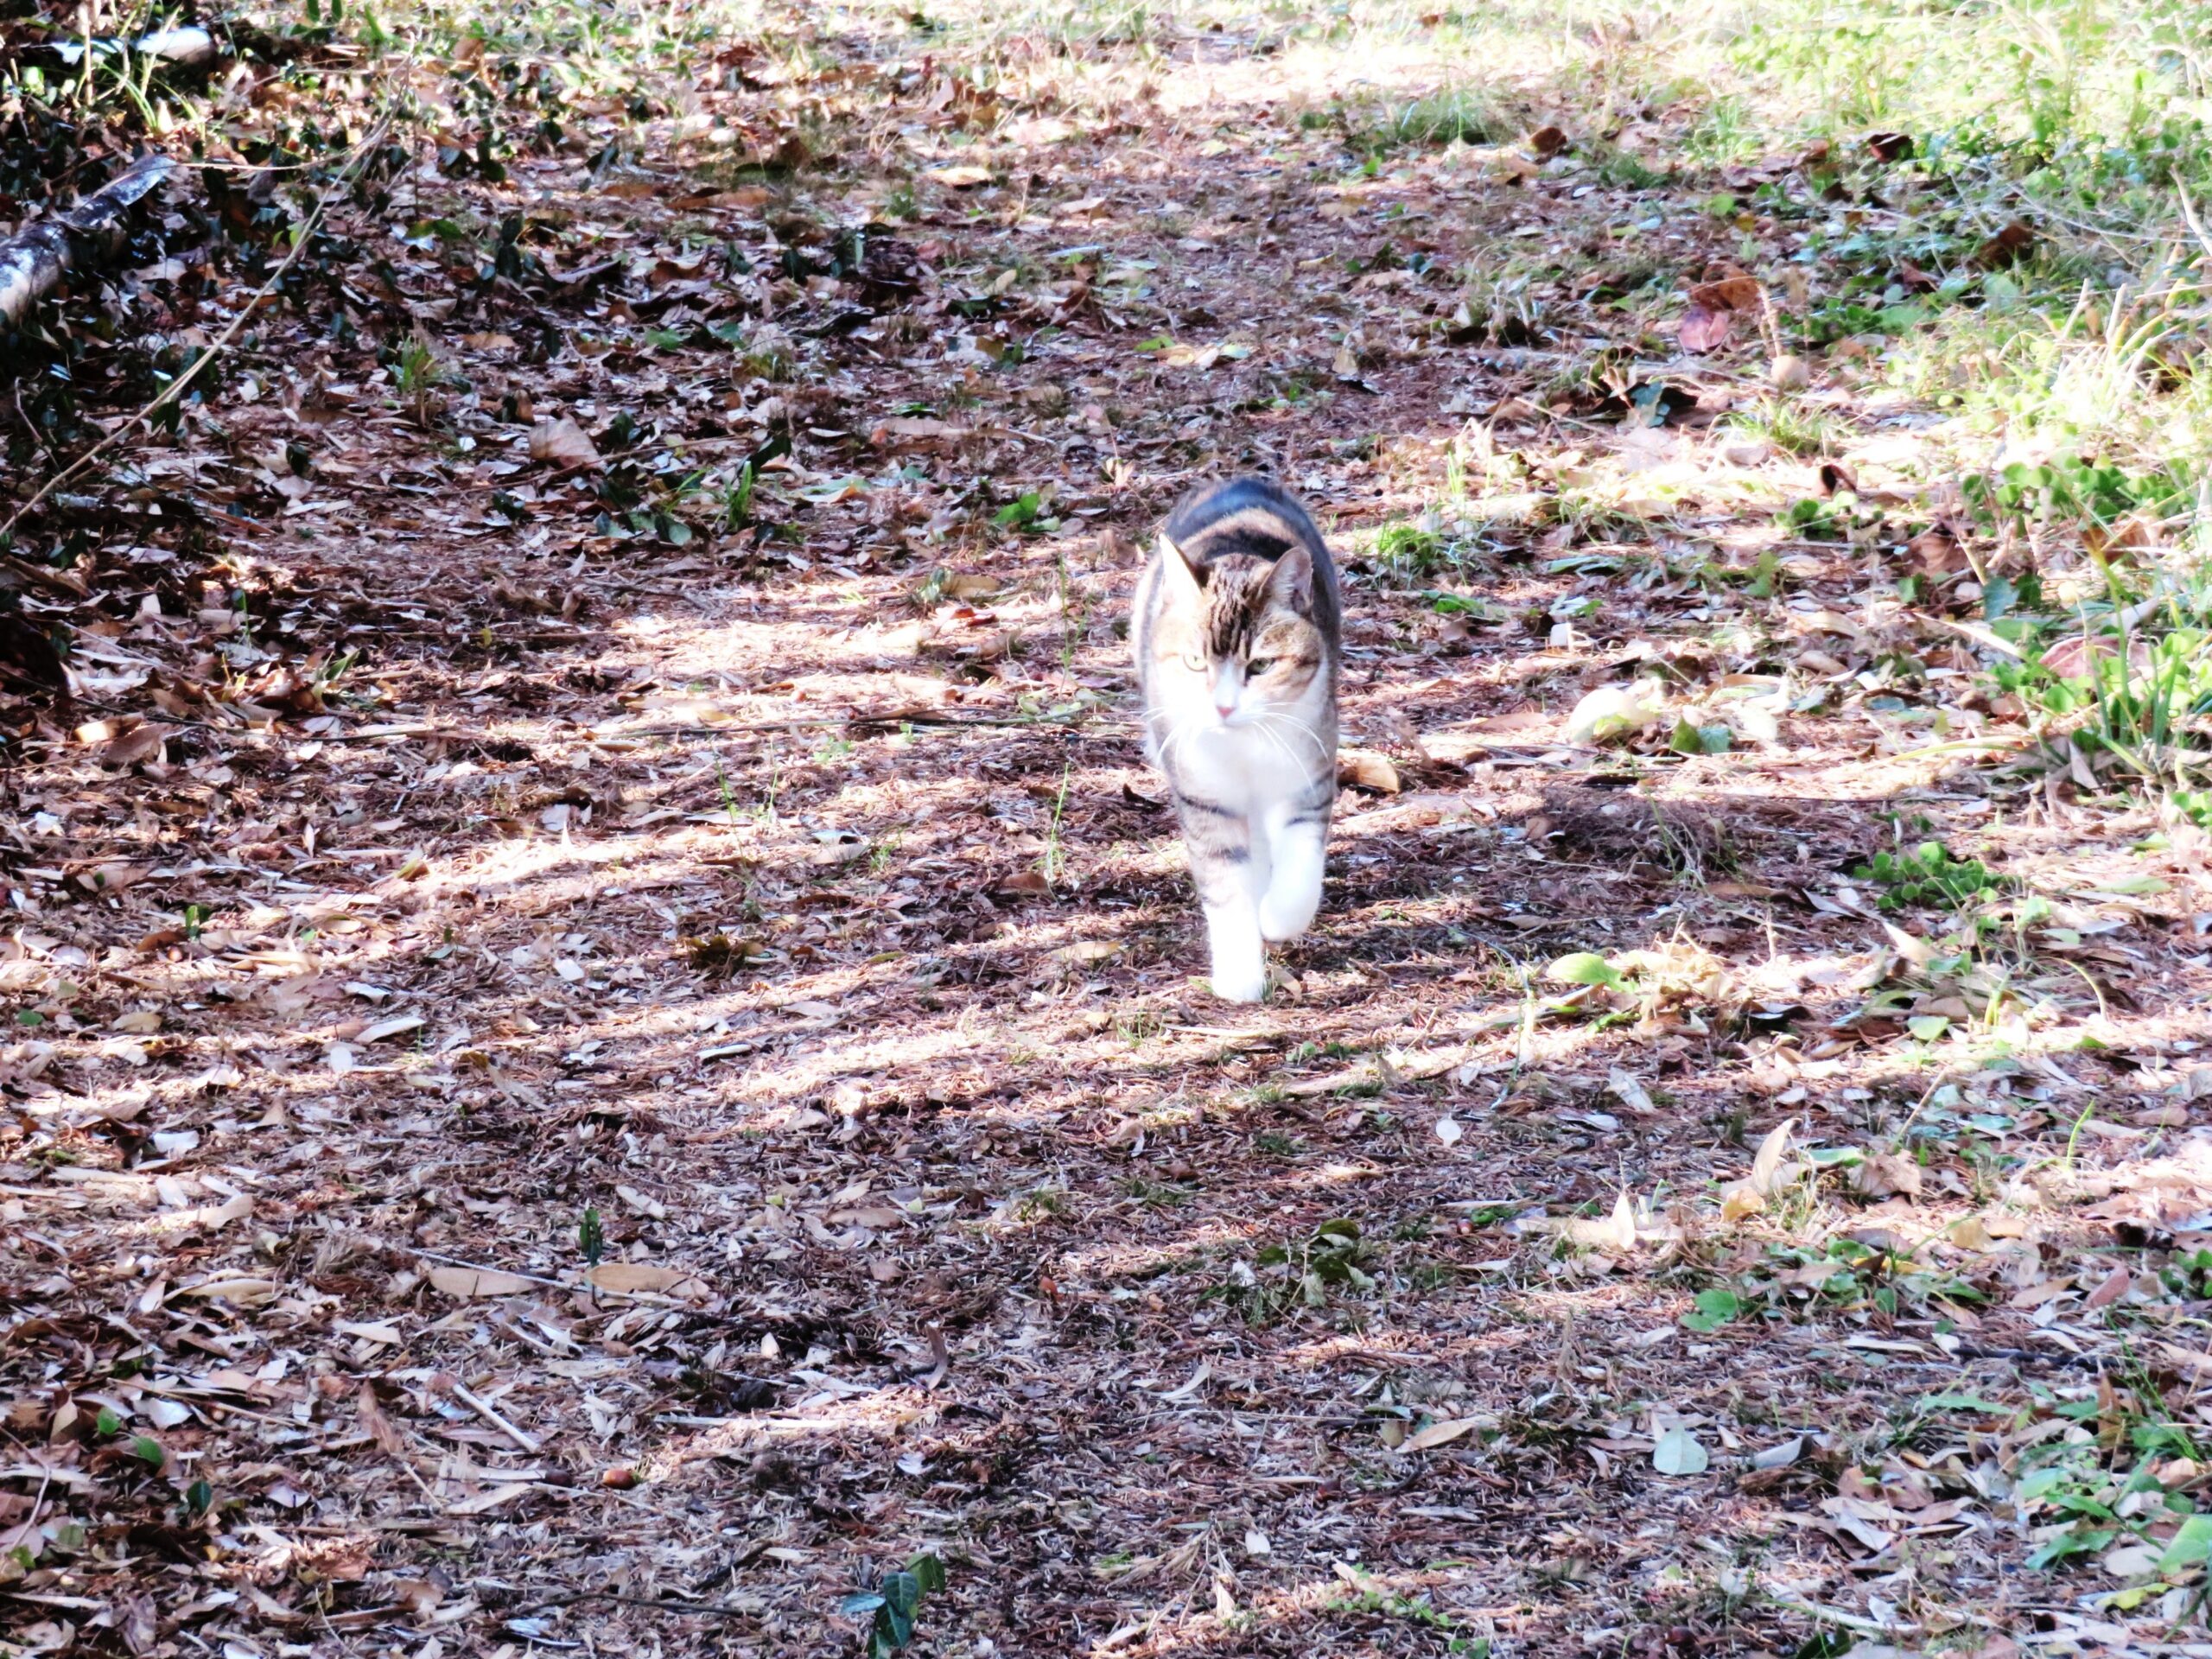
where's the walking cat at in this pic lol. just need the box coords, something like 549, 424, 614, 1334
1133, 477, 1342, 1001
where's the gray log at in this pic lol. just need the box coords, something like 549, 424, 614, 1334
0, 151, 175, 332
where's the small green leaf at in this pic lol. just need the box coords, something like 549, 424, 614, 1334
880, 1570, 922, 1621
840, 1592, 887, 1618
94, 1406, 121, 1438
908, 1553, 946, 1594
1679, 1287, 1739, 1332
1547, 951, 1625, 990
1665, 717, 1734, 755
186, 1478, 213, 1516
2094, 874, 2169, 896
1919, 1392, 2003, 1414
2159, 1514, 2212, 1573
2028, 1524, 2114, 1569
1906, 1014, 1950, 1043
130, 1436, 163, 1471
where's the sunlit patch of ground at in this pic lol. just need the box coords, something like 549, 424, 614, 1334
4, 0, 2212, 1655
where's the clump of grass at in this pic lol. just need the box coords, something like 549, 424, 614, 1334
1726, 395, 1837, 458
1382, 83, 1509, 148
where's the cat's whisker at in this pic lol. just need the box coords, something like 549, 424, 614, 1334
1255, 711, 1330, 762
1154, 715, 1197, 773
1248, 715, 1302, 772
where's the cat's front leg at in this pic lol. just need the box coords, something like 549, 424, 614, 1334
1257, 797, 1329, 943
1182, 804, 1268, 1001
1202, 887, 1267, 1002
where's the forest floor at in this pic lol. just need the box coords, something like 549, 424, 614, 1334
5, 3, 2212, 1656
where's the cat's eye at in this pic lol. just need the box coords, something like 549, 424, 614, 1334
1180, 650, 1206, 672
1246, 657, 1274, 676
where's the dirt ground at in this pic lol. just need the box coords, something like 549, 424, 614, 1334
6, 9, 2212, 1659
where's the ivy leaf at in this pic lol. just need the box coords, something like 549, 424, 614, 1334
1679, 1287, 1739, 1332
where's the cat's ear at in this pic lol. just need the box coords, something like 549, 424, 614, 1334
1157, 533, 1205, 604
1267, 543, 1314, 614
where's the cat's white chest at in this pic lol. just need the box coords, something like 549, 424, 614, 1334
1188, 718, 1317, 810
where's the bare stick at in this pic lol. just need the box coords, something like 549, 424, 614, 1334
451, 1383, 543, 1456
1, 117, 392, 543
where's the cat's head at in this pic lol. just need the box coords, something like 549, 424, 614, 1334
1147, 535, 1326, 725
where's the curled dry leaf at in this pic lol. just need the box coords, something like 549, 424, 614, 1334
181, 1274, 278, 1304
1337, 750, 1402, 794
428, 1264, 537, 1299
1406, 1413, 1499, 1451
1605, 1069, 1656, 1115
1676, 302, 1733, 353
2085, 1263, 2133, 1309
1720, 1118, 1797, 1222
1851, 1152, 1923, 1200
99, 723, 166, 769
358, 1383, 407, 1459
1565, 683, 1663, 745
586, 1262, 713, 1302
1909, 525, 1968, 575
529, 416, 602, 469
1974, 220, 2035, 270
1689, 272, 1763, 313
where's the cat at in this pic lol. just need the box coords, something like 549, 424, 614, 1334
1133, 476, 1342, 1002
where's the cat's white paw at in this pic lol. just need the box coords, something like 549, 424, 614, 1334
1258, 881, 1320, 943
1210, 963, 1268, 1002
1207, 933, 1268, 1002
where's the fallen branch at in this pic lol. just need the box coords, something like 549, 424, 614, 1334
41, 24, 219, 75
0, 150, 174, 333
0, 117, 391, 542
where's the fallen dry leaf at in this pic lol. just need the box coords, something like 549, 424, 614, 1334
1337, 750, 1402, 793
428, 1264, 538, 1299
529, 416, 602, 468
586, 1262, 713, 1301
